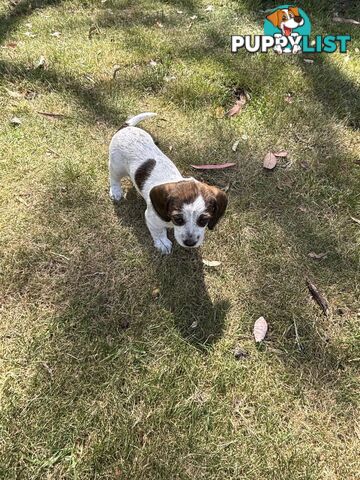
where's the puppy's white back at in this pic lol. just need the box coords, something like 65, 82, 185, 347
109, 126, 182, 200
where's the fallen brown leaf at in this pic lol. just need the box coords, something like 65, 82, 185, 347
300, 161, 310, 170
37, 111, 66, 119
112, 64, 121, 79
308, 252, 327, 260
332, 16, 360, 25
273, 150, 288, 157
191, 163, 236, 170
202, 259, 221, 267
226, 94, 247, 117
306, 279, 330, 316
5, 42, 17, 48
263, 152, 277, 170
253, 316, 268, 342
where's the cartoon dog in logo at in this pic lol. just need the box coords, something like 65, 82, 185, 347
266, 6, 304, 53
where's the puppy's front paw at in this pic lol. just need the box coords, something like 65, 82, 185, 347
109, 186, 123, 202
154, 237, 172, 255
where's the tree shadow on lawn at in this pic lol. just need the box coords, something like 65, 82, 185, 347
0, 0, 64, 43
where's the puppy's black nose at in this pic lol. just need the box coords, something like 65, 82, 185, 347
294, 16, 302, 22
183, 238, 197, 247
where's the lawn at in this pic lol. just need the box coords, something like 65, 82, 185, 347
0, 0, 359, 478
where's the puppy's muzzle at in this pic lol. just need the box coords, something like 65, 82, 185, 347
183, 237, 198, 248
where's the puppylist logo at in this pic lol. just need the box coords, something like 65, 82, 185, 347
231, 5, 351, 54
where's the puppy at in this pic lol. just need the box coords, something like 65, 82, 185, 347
109, 113, 228, 254
266, 7, 304, 37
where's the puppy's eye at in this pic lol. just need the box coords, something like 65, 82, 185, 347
197, 215, 209, 227
282, 15, 287, 20
172, 215, 185, 226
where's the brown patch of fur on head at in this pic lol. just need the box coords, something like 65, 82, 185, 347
266, 7, 302, 28
266, 9, 284, 28
288, 6, 302, 22
135, 159, 156, 191
149, 180, 227, 228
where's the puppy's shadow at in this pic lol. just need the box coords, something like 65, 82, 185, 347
114, 187, 229, 350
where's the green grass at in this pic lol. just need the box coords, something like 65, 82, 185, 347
0, 0, 360, 478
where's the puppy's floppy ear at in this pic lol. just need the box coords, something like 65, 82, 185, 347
289, 6, 300, 17
149, 183, 174, 222
206, 186, 228, 230
266, 9, 282, 27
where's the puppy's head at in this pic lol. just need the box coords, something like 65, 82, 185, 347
149, 180, 227, 249
266, 7, 303, 32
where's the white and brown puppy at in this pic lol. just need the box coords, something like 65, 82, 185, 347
109, 112, 227, 254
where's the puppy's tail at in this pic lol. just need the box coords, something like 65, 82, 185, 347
124, 112, 157, 127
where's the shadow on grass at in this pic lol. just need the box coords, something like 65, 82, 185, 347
113, 186, 230, 348
0, 0, 64, 43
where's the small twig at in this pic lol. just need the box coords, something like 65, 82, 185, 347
293, 318, 303, 351
50, 251, 70, 261
306, 279, 330, 316
37, 111, 67, 119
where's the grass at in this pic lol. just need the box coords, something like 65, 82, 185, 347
0, 0, 359, 478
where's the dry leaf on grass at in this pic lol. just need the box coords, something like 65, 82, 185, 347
202, 259, 221, 267
253, 316, 268, 342
112, 64, 121, 79
5, 88, 23, 99
308, 252, 327, 260
306, 279, 330, 316
273, 150, 288, 157
263, 152, 277, 170
10, 116, 21, 126
284, 93, 294, 103
332, 16, 360, 25
300, 161, 310, 170
232, 140, 240, 152
149, 60, 157, 67
234, 345, 249, 360
37, 111, 66, 119
191, 163, 236, 170
226, 94, 247, 117
350, 216, 360, 225
303, 58, 314, 64
34, 55, 46, 69
205, 5, 214, 12
5, 42, 17, 48
24, 31, 36, 38
51, 31, 61, 37
151, 288, 160, 299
